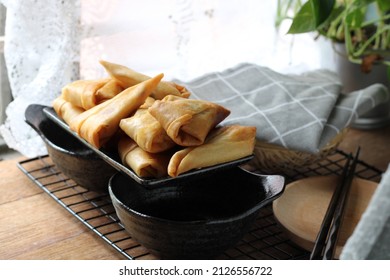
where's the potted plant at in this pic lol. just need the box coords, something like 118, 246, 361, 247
276, 0, 390, 129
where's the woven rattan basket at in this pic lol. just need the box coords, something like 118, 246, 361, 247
247, 129, 348, 174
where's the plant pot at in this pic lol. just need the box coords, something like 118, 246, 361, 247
333, 43, 390, 129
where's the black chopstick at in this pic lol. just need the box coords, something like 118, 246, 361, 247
310, 147, 360, 260
309, 155, 351, 259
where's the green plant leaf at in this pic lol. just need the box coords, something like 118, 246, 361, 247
347, 0, 375, 15
345, 7, 364, 28
317, 6, 345, 40
288, 0, 335, 34
377, 0, 390, 12
287, 1, 316, 34
310, 0, 335, 27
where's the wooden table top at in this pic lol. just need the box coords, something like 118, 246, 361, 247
0, 156, 128, 260
0, 126, 389, 260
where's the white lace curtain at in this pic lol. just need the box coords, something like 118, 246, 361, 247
0, 0, 326, 157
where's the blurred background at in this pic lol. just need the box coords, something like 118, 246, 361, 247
0, 0, 340, 157
78, 0, 330, 80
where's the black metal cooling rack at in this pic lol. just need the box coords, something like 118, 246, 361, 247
17, 150, 384, 260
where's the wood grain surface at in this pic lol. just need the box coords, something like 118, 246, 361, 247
0, 157, 127, 260
0, 125, 389, 260
273, 175, 378, 258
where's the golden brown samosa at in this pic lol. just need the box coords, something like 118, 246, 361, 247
52, 96, 84, 125
118, 136, 171, 178
99, 60, 190, 99
148, 95, 231, 146
95, 79, 124, 103
119, 97, 176, 153
168, 125, 256, 177
69, 73, 164, 149
61, 78, 110, 110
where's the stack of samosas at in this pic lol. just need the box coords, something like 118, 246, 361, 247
53, 61, 256, 178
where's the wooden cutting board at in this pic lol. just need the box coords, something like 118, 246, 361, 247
272, 175, 378, 258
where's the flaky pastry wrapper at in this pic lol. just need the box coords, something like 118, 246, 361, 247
96, 79, 124, 103
61, 78, 123, 110
52, 96, 84, 125
148, 95, 230, 146
99, 60, 190, 100
69, 73, 163, 148
118, 136, 171, 178
119, 97, 176, 153
168, 125, 256, 177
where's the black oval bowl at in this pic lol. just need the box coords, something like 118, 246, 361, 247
25, 104, 117, 193
109, 167, 285, 259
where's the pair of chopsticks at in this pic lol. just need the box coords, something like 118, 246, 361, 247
310, 147, 361, 260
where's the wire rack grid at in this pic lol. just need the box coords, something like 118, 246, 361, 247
17, 150, 384, 260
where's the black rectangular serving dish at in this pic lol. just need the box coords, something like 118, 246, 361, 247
43, 107, 253, 186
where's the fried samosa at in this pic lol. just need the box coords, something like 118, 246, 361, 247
119, 97, 176, 153
118, 136, 171, 178
52, 96, 84, 125
168, 125, 256, 177
99, 60, 190, 99
61, 78, 111, 110
95, 79, 124, 103
148, 95, 231, 146
69, 73, 164, 149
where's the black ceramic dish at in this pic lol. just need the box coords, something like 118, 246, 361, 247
43, 107, 254, 187
25, 104, 117, 193
109, 167, 285, 259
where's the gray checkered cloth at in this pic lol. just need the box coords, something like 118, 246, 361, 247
175, 63, 390, 154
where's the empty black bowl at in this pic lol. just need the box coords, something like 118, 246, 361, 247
109, 167, 285, 259
25, 104, 116, 193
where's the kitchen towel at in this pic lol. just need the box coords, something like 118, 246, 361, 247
340, 163, 390, 260
175, 63, 390, 154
